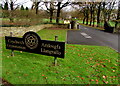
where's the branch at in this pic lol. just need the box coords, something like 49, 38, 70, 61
60, 1, 70, 9
44, 2, 50, 10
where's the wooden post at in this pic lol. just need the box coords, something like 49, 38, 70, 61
54, 35, 58, 66
10, 32, 14, 56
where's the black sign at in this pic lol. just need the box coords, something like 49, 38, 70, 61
5, 31, 65, 58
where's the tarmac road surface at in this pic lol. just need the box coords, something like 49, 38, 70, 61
67, 25, 119, 52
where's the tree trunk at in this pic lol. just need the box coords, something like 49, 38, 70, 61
50, 10, 53, 23
83, 17, 85, 24
9, 1, 14, 22
56, 2, 61, 24
9, 18, 14, 22
92, 5, 95, 27
103, 2, 107, 23
86, 15, 88, 25
90, 5, 93, 26
10, 1, 14, 10
35, 2, 40, 14
97, 3, 101, 27
114, 1, 120, 32
9, 11, 14, 23
93, 16, 95, 27
36, 6, 38, 14
86, 6, 89, 25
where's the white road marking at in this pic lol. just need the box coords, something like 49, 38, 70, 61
84, 28, 87, 29
80, 32, 92, 39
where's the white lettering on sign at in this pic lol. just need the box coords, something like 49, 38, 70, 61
7, 44, 26, 50
41, 48, 61, 55
41, 43, 61, 50
7, 39, 24, 45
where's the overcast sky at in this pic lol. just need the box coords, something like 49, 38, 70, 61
0, 0, 119, 10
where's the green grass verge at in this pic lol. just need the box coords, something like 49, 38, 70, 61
2, 29, 119, 84
78, 20, 115, 27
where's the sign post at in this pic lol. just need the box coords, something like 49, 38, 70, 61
54, 36, 58, 66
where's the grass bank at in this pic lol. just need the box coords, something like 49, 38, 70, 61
2, 28, 119, 84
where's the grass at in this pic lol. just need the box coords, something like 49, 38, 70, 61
42, 19, 64, 24
37, 29, 67, 42
77, 20, 116, 27
2, 28, 119, 84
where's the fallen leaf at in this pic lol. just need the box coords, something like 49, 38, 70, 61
108, 60, 111, 62
32, 80, 36, 82
20, 51, 22, 53
90, 79, 94, 81
42, 74, 45, 76
103, 80, 108, 84
89, 58, 93, 60
96, 79, 99, 84
103, 75, 106, 79
24, 74, 28, 76
81, 77, 84, 80
102, 64, 106, 67
96, 79, 98, 82
62, 79, 66, 81
112, 70, 115, 72
44, 77, 47, 79
78, 54, 80, 56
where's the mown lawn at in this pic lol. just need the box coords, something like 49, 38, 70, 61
2, 28, 119, 85
77, 20, 116, 27
42, 19, 64, 24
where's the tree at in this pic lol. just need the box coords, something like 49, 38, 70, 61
2, 0, 28, 22
55, 0, 70, 24
102, 1, 116, 23
115, 1, 120, 30
31, 0, 43, 14
92, 2, 96, 27
4, 2, 8, 10
44, 1, 55, 23
21, 5, 24, 10
89, 3, 93, 26
0, 4, 3, 10
96, 2, 102, 27
85, 5, 89, 25
25, 7, 29, 10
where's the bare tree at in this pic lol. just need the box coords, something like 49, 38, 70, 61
96, 2, 102, 27
115, 1, 120, 31
102, 0, 116, 22
55, 0, 71, 24
44, 0, 55, 23
89, 2, 93, 26
31, 0, 42, 14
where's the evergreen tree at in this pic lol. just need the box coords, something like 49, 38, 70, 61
25, 7, 29, 10
4, 2, 8, 10
20, 5, 24, 10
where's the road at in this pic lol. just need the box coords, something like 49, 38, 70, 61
67, 25, 119, 52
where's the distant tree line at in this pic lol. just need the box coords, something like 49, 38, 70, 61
1, 0, 119, 29
72, 1, 119, 28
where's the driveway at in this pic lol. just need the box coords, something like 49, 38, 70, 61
67, 25, 119, 52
